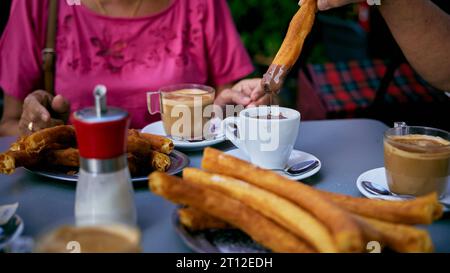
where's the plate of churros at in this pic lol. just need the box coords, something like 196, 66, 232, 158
149, 148, 444, 253
0, 125, 189, 183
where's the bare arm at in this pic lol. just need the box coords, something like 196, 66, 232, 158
379, 0, 450, 91
0, 95, 22, 136
314, 0, 450, 91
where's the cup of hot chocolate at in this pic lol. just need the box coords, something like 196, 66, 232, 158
148, 84, 215, 141
222, 106, 300, 169
384, 123, 450, 197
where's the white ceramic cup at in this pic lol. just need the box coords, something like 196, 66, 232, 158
222, 106, 300, 169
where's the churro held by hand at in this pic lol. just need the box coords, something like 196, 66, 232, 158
178, 207, 232, 231
183, 168, 336, 253
319, 191, 443, 225
262, 0, 317, 94
202, 148, 364, 253
149, 172, 315, 253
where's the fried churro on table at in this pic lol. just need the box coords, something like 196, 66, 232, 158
149, 172, 315, 253
128, 129, 174, 155
46, 148, 80, 168
354, 215, 433, 253
183, 168, 337, 253
23, 125, 76, 153
201, 148, 364, 253
318, 191, 443, 225
178, 207, 232, 231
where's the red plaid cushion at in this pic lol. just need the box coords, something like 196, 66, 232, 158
308, 60, 449, 118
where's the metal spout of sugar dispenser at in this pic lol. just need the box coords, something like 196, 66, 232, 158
94, 85, 108, 117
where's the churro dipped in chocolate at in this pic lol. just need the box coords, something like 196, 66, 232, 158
202, 148, 364, 253
319, 191, 443, 225
261, 0, 317, 94
149, 172, 315, 253
183, 168, 337, 253
178, 207, 232, 231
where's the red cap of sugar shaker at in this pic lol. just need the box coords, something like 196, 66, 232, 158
71, 85, 130, 159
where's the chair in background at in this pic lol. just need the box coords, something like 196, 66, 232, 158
297, 59, 450, 130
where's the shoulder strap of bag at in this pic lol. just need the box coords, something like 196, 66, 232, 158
42, 0, 58, 95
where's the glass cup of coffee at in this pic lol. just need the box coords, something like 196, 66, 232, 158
384, 122, 450, 197
34, 217, 141, 253
148, 84, 215, 141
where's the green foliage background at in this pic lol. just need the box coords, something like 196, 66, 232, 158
228, 0, 299, 62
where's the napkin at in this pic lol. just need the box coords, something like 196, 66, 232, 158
0, 203, 18, 225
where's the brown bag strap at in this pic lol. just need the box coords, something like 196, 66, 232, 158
42, 0, 58, 95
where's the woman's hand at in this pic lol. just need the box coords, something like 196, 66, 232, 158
18, 90, 70, 135
234, 78, 270, 108
299, 0, 365, 10
215, 79, 269, 108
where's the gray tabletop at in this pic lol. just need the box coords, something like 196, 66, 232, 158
0, 119, 449, 253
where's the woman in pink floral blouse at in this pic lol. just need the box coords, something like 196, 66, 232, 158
0, 0, 267, 135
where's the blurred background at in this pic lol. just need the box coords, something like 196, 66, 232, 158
1, 0, 449, 130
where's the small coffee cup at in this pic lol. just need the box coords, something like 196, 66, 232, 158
223, 106, 300, 169
384, 122, 450, 197
147, 84, 215, 141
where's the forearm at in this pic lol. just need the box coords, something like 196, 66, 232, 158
379, 0, 450, 91
0, 119, 20, 136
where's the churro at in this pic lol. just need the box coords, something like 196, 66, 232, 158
201, 148, 364, 252
319, 191, 443, 225
149, 172, 315, 253
178, 207, 232, 231
183, 168, 336, 253
262, 0, 317, 94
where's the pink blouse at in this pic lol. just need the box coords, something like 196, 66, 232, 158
0, 0, 254, 128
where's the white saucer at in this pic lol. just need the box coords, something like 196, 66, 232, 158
356, 167, 450, 208
141, 119, 225, 152
225, 149, 321, 181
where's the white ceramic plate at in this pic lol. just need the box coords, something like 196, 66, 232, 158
141, 120, 225, 152
225, 149, 321, 181
356, 167, 450, 210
